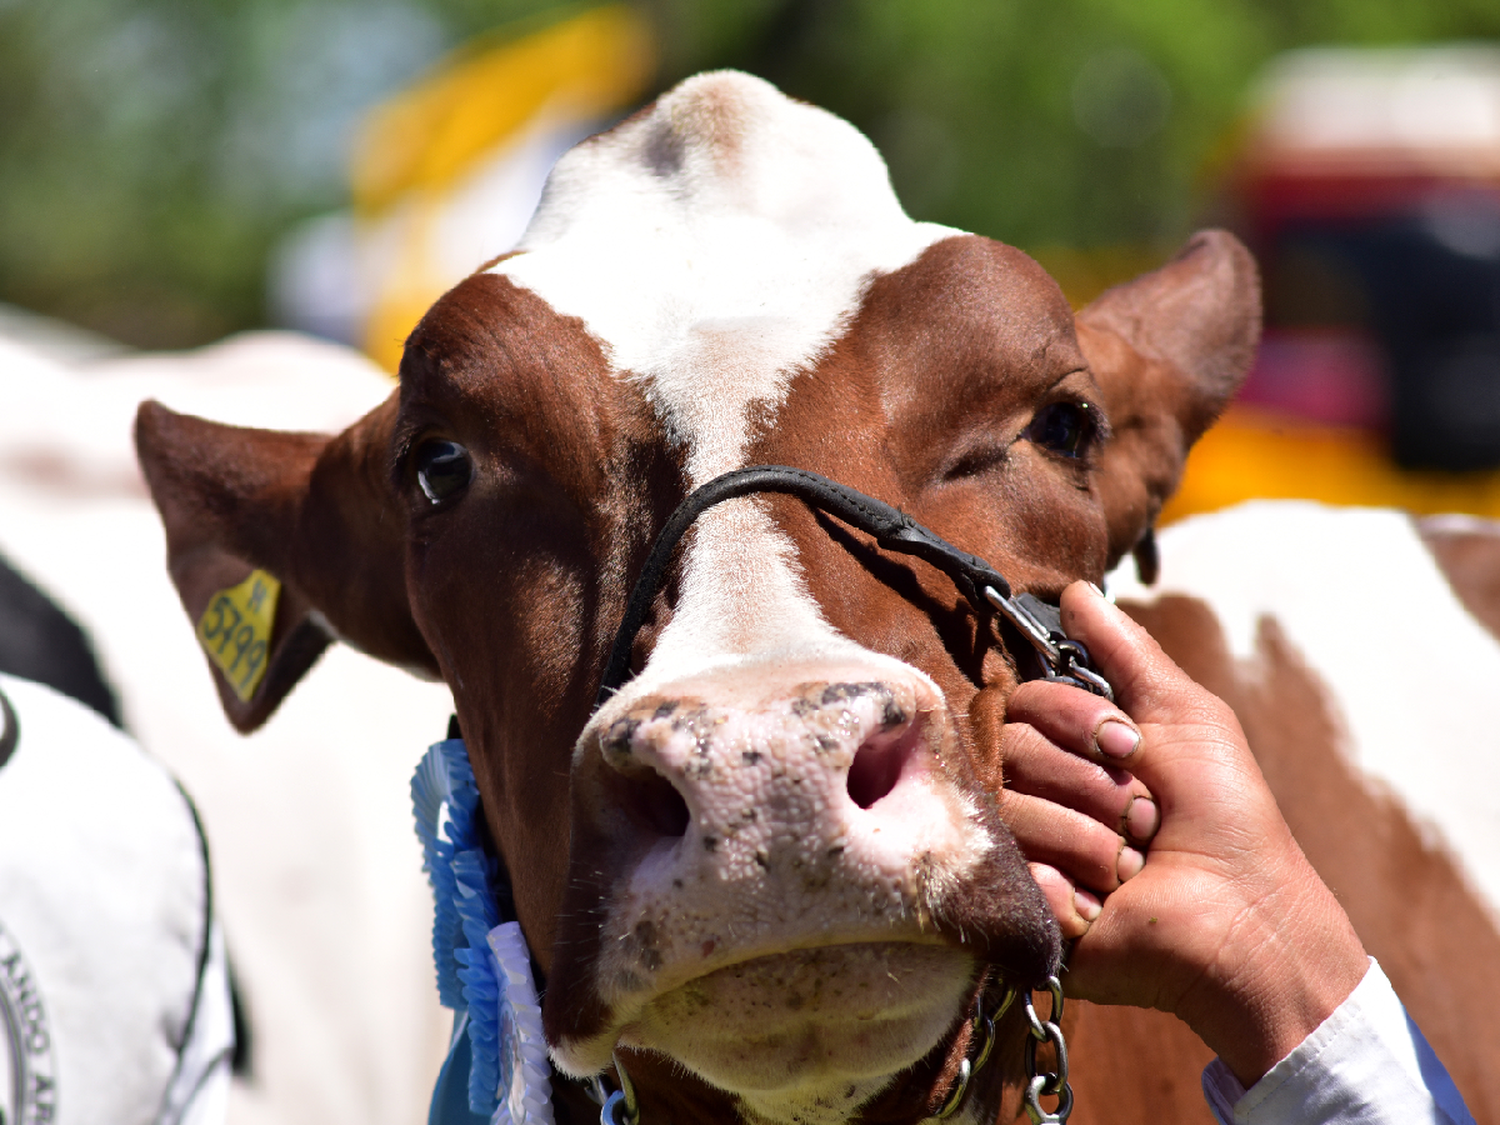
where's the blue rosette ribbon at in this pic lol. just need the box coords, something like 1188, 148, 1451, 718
413, 738, 555, 1125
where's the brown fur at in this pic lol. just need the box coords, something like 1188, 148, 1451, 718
1080, 231, 1260, 573
1419, 516, 1500, 641
134, 226, 1256, 1124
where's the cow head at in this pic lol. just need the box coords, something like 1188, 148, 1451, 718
135, 72, 1257, 1125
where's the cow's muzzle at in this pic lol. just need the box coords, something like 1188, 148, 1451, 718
543, 465, 1080, 1086
545, 658, 1059, 1083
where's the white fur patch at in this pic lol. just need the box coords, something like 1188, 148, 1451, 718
491, 72, 959, 695
1109, 500, 1500, 922
497, 76, 999, 1110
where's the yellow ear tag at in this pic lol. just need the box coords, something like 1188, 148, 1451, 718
196, 569, 281, 703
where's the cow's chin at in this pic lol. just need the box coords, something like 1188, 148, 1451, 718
618, 942, 976, 1125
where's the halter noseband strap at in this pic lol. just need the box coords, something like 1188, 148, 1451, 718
427, 466, 1097, 1124
596, 465, 1112, 707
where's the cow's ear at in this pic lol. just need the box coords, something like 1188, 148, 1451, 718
1078, 229, 1261, 576
134, 396, 436, 732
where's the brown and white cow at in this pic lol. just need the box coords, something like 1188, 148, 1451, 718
1075, 502, 1500, 1125
132, 72, 1496, 1124
0, 331, 453, 1125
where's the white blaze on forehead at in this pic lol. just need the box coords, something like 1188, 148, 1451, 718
491, 71, 960, 690
495, 71, 954, 480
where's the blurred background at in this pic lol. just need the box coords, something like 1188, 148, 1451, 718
6, 0, 1500, 516
4, 8, 1500, 1119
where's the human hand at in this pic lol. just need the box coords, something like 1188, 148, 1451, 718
998, 647, 1158, 938
1000, 581, 1367, 1086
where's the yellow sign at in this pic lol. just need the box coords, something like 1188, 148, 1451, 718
197, 570, 281, 702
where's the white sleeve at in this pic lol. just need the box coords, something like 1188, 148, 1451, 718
1201, 959, 1474, 1125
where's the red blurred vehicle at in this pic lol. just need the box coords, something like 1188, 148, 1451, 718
1228, 46, 1500, 470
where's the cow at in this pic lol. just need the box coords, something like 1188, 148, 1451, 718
0, 547, 122, 726
0, 670, 234, 1124
1080, 502, 1500, 1125
0, 331, 453, 1125
131, 71, 1498, 1124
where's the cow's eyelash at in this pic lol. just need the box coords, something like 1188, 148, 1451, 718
390, 436, 417, 488
391, 423, 444, 487
940, 393, 1107, 480
942, 445, 1009, 481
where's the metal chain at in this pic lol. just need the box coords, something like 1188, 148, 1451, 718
933, 985, 1012, 1119
597, 1053, 640, 1125
1022, 976, 1073, 1125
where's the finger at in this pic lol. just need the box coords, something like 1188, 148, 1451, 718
1028, 862, 1099, 941
1000, 789, 1142, 892
1000, 720, 1156, 841
1124, 792, 1160, 844
1059, 581, 1201, 726
1005, 679, 1142, 764
1058, 582, 1248, 805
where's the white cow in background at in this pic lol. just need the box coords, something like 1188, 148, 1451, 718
0, 329, 451, 1125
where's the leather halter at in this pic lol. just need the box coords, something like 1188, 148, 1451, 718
432, 465, 1095, 1124
596, 464, 1113, 707
587, 466, 1096, 1123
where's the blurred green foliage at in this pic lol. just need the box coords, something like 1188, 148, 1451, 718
3, 0, 1499, 347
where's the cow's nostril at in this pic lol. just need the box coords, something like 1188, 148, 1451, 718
599, 714, 692, 838
627, 770, 692, 837
847, 725, 912, 809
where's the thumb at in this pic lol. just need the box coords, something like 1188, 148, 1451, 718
1058, 582, 1244, 801
1058, 581, 1189, 725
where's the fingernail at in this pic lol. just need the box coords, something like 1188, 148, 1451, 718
1096, 719, 1140, 759
1126, 797, 1160, 841
1117, 846, 1145, 882
1074, 887, 1102, 922
1085, 581, 1105, 598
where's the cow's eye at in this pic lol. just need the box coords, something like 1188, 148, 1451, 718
415, 439, 472, 504
1026, 402, 1095, 459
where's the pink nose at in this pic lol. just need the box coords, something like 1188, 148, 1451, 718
590, 674, 948, 892
545, 664, 1060, 1070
